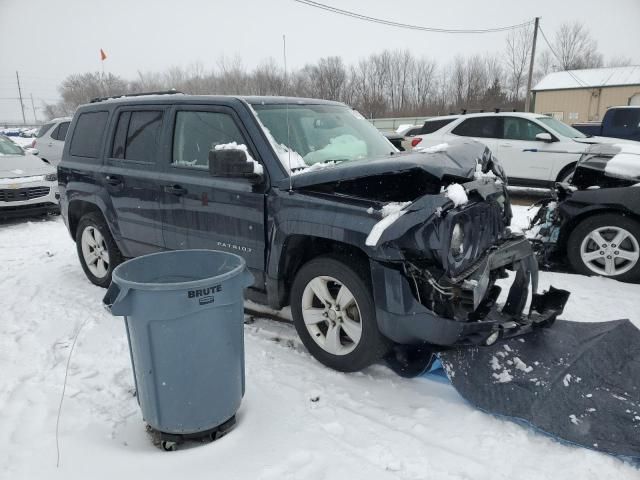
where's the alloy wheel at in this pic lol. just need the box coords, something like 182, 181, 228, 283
301, 275, 363, 356
580, 226, 640, 276
81, 226, 110, 278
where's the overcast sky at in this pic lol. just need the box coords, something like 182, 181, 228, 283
1, 0, 639, 123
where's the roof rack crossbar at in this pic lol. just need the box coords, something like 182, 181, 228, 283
90, 89, 183, 103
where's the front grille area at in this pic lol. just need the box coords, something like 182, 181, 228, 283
0, 186, 50, 202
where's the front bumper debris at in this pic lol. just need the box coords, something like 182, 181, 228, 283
371, 236, 570, 346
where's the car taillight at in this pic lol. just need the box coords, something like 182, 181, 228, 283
31, 139, 36, 148
411, 137, 422, 148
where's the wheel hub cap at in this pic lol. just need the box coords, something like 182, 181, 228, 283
580, 226, 639, 277
301, 275, 362, 356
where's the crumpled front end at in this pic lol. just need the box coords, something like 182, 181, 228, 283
370, 178, 569, 346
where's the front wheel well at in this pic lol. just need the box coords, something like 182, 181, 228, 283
278, 235, 370, 307
556, 162, 577, 183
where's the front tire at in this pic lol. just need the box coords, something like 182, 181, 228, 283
75, 212, 124, 287
567, 213, 640, 282
290, 256, 389, 372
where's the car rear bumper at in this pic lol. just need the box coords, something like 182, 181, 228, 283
371, 237, 570, 346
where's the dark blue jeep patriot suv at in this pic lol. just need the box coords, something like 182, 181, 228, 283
59, 93, 567, 372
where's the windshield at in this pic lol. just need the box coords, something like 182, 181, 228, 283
252, 103, 396, 170
537, 117, 587, 139
0, 136, 25, 156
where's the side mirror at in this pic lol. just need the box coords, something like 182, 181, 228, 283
208, 148, 261, 179
535, 132, 554, 142
25, 147, 39, 155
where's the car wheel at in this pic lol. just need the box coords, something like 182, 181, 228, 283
75, 212, 124, 287
567, 213, 640, 282
290, 256, 389, 372
556, 164, 576, 184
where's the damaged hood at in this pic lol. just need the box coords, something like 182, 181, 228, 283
575, 143, 640, 182
279, 140, 497, 190
572, 136, 640, 147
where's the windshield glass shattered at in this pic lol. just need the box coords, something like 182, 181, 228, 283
252, 104, 396, 171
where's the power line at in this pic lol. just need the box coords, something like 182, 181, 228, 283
293, 0, 533, 34
538, 25, 589, 87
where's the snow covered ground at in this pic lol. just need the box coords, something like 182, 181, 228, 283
1, 207, 639, 479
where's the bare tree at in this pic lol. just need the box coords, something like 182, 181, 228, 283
606, 55, 633, 67
553, 22, 603, 70
504, 25, 533, 102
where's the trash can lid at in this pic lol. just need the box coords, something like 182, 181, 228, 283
111, 249, 247, 291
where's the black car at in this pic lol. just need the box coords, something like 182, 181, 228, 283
58, 93, 566, 372
528, 143, 640, 283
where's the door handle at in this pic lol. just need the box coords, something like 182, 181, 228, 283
499, 143, 513, 147
47, 142, 53, 147
105, 175, 123, 186
164, 185, 188, 196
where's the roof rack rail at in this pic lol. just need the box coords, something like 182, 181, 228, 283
90, 89, 184, 103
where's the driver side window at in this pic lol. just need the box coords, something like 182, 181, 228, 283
172, 111, 249, 169
502, 117, 546, 141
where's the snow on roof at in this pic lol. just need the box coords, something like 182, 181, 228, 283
533, 66, 640, 91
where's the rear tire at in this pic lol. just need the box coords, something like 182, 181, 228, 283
567, 213, 640, 283
290, 256, 389, 372
75, 212, 124, 287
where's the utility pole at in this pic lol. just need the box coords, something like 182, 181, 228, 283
30, 93, 38, 123
15, 71, 26, 124
524, 17, 540, 113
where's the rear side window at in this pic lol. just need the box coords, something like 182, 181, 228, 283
69, 111, 108, 158
111, 110, 163, 163
51, 121, 70, 141
172, 111, 247, 169
611, 109, 640, 129
37, 123, 54, 138
420, 118, 455, 134
452, 117, 500, 138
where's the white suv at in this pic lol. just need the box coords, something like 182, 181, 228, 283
412, 112, 638, 186
31, 116, 72, 166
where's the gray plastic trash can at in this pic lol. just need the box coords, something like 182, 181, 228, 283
103, 249, 252, 447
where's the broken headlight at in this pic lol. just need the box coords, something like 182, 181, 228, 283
450, 222, 465, 259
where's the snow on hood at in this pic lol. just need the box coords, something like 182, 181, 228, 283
0, 152, 54, 178
280, 140, 498, 190
573, 136, 640, 147
444, 183, 469, 207
603, 144, 640, 180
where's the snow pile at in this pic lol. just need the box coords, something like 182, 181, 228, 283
604, 144, 640, 180
474, 160, 497, 180
417, 142, 448, 153
365, 201, 411, 247
444, 183, 468, 207
513, 357, 534, 373
214, 142, 263, 174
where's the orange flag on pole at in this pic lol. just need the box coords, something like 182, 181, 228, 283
100, 49, 107, 61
